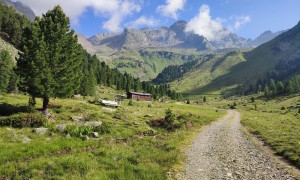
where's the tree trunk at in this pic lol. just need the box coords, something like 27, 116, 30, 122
42, 97, 49, 115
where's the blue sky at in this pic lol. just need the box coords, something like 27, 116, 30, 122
19, 0, 300, 39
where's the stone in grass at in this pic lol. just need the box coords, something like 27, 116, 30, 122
33, 128, 49, 135
83, 135, 90, 141
66, 134, 71, 139
71, 115, 84, 121
56, 124, 66, 132
22, 137, 32, 143
12, 133, 18, 138
92, 132, 99, 138
84, 121, 102, 127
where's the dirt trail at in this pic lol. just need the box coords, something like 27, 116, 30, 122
185, 110, 295, 180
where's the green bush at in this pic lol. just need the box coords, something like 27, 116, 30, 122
0, 103, 32, 116
0, 113, 48, 128
65, 125, 93, 137
94, 122, 111, 134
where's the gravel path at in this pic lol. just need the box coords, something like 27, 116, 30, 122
185, 110, 295, 180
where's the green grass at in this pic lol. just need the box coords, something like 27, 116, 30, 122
170, 52, 245, 96
227, 94, 300, 169
241, 110, 300, 168
0, 92, 224, 179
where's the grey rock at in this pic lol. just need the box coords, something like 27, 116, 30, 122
71, 115, 84, 121
92, 132, 99, 138
66, 134, 71, 139
56, 124, 66, 132
33, 128, 48, 135
83, 121, 102, 127
22, 137, 31, 143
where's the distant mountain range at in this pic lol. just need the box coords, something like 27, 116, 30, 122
79, 20, 285, 54
1, 0, 35, 21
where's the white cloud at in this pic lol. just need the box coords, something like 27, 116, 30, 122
16, 0, 141, 33
234, 16, 250, 30
185, 4, 228, 41
156, 0, 185, 19
126, 16, 159, 29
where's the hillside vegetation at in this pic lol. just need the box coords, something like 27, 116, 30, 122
107, 49, 204, 81
169, 21, 300, 97
0, 92, 224, 179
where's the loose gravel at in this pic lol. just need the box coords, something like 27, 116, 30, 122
185, 110, 295, 180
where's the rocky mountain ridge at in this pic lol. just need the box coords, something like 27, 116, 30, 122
81, 20, 284, 54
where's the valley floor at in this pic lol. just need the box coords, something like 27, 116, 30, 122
185, 110, 295, 180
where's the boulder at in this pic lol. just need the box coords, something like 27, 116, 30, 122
33, 128, 48, 135
66, 134, 71, 139
92, 132, 99, 138
84, 121, 102, 127
56, 124, 66, 132
71, 115, 84, 121
22, 137, 31, 143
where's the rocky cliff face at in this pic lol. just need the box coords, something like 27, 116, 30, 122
1, 0, 35, 21
88, 20, 212, 51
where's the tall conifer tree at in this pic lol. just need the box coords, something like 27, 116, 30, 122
17, 6, 83, 114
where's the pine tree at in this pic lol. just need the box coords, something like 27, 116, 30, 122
264, 84, 270, 97
0, 50, 14, 92
276, 81, 284, 94
17, 6, 83, 114
269, 79, 277, 95
203, 96, 207, 102
257, 84, 262, 93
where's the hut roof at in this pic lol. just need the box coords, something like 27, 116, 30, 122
130, 92, 151, 96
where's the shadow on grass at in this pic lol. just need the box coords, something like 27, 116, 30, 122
0, 103, 31, 116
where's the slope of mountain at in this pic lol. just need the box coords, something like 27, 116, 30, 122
1, 0, 35, 21
107, 49, 205, 81
251, 30, 286, 46
170, 21, 300, 96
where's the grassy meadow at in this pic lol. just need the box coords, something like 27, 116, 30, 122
239, 94, 300, 168
0, 89, 224, 179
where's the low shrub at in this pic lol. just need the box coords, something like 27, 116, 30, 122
0, 113, 48, 128
0, 103, 31, 116
65, 125, 93, 137
94, 122, 111, 134
48, 101, 62, 109
84, 113, 101, 121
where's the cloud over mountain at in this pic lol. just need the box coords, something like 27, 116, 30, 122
156, 0, 185, 19
185, 4, 228, 41
16, 0, 141, 32
125, 16, 159, 29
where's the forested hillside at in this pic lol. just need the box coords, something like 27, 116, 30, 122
0, 3, 181, 108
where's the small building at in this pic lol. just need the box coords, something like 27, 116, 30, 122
127, 92, 152, 101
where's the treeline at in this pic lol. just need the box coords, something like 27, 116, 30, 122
246, 75, 300, 97
0, 2, 30, 46
0, 49, 17, 93
79, 49, 182, 100
152, 59, 198, 84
